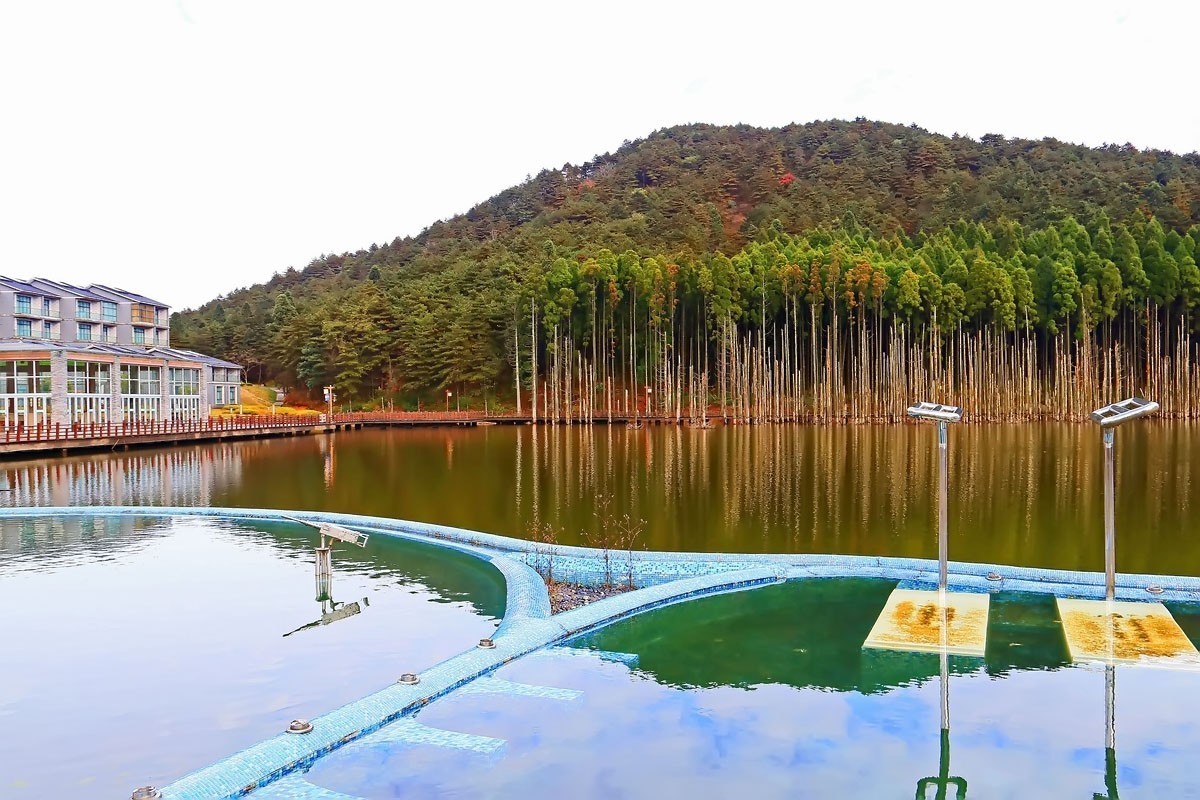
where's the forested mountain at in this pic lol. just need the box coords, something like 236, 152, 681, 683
172, 119, 1200, 419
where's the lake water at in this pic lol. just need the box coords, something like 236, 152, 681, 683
2, 422, 1197, 575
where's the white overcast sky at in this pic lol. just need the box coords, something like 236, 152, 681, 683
1, 1, 1196, 310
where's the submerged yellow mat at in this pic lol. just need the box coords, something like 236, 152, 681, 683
1055, 598, 1200, 665
862, 588, 990, 657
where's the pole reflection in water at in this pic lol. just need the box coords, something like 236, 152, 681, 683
915, 640, 967, 800
283, 518, 372, 637
1096, 664, 1119, 800
320, 433, 336, 490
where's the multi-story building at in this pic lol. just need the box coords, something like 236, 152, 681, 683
0, 277, 243, 428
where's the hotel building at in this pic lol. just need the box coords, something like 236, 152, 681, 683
0, 277, 243, 428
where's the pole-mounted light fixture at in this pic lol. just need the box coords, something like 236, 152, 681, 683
1090, 396, 1158, 602
907, 402, 963, 593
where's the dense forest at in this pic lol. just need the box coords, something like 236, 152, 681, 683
172, 119, 1200, 420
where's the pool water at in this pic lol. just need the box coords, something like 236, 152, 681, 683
284, 580, 1200, 799
0, 516, 505, 799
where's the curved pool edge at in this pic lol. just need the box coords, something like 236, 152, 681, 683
9, 506, 1200, 603
158, 566, 785, 800
7, 506, 1200, 799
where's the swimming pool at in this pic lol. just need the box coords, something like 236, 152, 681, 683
271, 580, 1200, 799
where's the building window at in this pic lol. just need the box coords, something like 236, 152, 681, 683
153, 329, 161, 345
133, 327, 146, 344
16, 295, 31, 314
1, 360, 52, 395
168, 367, 199, 396
0, 360, 52, 427
155, 308, 165, 325
16, 319, 31, 337
42, 321, 53, 339
76, 299, 92, 319
168, 367, 200, 419
120, 364, 160, 396
131, 303, 156, 325
228, 385, 238, 405
214, 385, 224, 405
66, 361, 111, 423
42, 298, 54, 317
67, 360, 111, 394
120, 364, 160, 421
78, 322, 93, 341
102, 301, 117, 322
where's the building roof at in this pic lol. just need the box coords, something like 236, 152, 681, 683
87, 284, 169, 308
148, 347, 242, 369
0, 276, 51, 295
28, 278, 108, 301
0, 339, 242, 368
0, 276, 169, 307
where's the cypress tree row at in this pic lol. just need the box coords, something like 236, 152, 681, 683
189, 212, 1200, 421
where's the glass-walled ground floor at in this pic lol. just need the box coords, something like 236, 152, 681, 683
0, 358, 211, 427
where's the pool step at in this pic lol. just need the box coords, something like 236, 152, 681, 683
542, 645, 640, 666
351, 719, 506, 755
247, 774, 365, 800
1055, 598, 1200, 666
862, 588, 990, 657
459, 676, 582, 701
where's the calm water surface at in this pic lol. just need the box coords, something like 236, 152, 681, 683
3, 422, 1199, 573
281, 580, 1200, 799
0, 516, 505, 799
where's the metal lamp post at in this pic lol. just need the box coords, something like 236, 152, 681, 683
1089, 396, 1158, 603
907, 401, 964, 593
323, 385, 335, 421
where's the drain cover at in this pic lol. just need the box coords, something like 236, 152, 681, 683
398, 673, 420, 685
286, 719, 313, 734
478, 638, 496, 649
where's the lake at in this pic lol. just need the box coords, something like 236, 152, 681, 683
3, 421, 1198, 574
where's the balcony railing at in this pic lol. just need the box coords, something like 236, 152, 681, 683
17, 330, 60, 341
15, 309, 60, 320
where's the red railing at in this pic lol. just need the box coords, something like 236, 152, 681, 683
333, 410, 523, 422
0, 410, 527, 445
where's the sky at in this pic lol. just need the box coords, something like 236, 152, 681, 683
1, 1, 1197, 311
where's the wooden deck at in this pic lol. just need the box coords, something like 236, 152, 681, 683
0, 412, 705, 459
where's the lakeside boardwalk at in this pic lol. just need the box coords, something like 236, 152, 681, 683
0, 411, 699, 459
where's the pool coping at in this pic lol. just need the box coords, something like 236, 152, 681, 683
7, 506, 1200, 799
